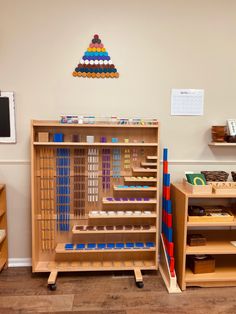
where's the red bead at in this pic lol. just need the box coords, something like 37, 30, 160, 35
94, 34, 99, 39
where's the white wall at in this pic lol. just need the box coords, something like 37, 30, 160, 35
1, 0, 236, 260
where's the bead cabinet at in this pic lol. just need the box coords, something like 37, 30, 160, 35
31, 120, 159, 289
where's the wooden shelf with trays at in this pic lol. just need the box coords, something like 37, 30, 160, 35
33, 142, 158, 147
71, 225, 157, 234
171, 182, 236, 291
31, 120, 159, 289
88, 214, 158, 219
102, 198, 157, 204
113, 186, 157, 191
55, 243, 156, 253
0, 184, 8, 272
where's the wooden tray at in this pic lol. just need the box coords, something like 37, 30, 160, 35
183, 179, 212, 194
188, 209, 234, 222
208, 182, 236, 194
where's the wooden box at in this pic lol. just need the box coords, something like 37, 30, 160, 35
38, 132, 49, 142
183, 179, 212, 194
187, 234, 206, 246
208, 182, 236, 195
189, 255, 215, 274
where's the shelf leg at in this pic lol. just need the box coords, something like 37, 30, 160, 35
48, 270, 58, 290
134, 267, 144, 288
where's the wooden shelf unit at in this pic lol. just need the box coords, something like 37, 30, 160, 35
171, 182, 236, 290
0, 185, 8, 271
31, 120, 159, 287
209, 142, 236, 147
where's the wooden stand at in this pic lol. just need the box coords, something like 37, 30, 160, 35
31, 120, 159, 289
0, 185, 8, 271
159, 235, 181, 293
171, 182, 236, 290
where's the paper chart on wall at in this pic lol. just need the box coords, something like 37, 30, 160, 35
171, 89, 204, 116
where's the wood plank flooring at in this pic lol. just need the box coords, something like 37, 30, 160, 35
0, 267, 236, 313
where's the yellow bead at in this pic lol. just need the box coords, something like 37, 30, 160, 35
102, 48, 106, 52
92, 47, 96, 52
97, 48, 101, 52
87, 47, 92, 52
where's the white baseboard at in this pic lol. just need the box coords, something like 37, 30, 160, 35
8, 258, 32, 267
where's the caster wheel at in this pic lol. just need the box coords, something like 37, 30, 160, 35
136, 281, 144, 289
48, 284, 57, 291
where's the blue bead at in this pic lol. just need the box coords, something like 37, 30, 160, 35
107, 56, 110, 60
75, 67, 79, 72
82, 56, 86, 60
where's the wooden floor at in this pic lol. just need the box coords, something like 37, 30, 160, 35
0, 268, 236, 313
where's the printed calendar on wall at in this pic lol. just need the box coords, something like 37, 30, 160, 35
171, 89, 204, 116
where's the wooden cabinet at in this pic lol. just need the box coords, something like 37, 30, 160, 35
31, 120, 159, 288
0, 184, 8, 271
171, 182, 236, 290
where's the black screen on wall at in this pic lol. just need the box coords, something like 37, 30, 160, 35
0, 97, 11, 137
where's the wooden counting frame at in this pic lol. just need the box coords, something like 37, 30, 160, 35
31, 120, 159, 290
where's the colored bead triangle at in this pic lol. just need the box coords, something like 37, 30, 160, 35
72, 34, 119, 79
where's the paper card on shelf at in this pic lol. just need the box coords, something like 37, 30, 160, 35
171, 89, 204, 116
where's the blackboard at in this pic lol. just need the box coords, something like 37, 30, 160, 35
0, 97, 11, 137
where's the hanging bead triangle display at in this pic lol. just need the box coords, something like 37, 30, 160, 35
72, 34, 119, 79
